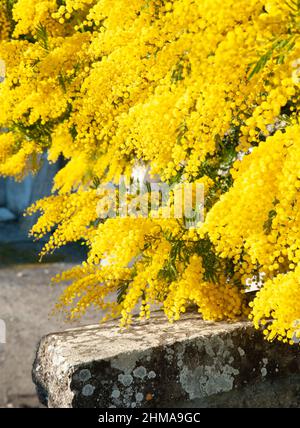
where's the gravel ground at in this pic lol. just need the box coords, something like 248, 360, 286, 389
0, 262, 101, 408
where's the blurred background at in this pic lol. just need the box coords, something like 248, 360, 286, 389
0, 157, 99, 408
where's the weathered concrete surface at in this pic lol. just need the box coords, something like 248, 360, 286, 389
0, 179, 6, 206
6, 176, 33, 215
0, 263, 100, 408
19, 155, 60, 232
33, 313, 300, 408
1, 154, 60, 231
0, 208, 16, 222
179, 375, 300, 408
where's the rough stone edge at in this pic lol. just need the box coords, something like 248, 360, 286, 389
32, 315, 300, 408
33, 336, 75, 408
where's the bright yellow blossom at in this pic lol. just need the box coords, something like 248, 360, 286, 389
1, 0, 300, 343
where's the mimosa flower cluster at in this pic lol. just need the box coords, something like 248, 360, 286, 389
1, 0, 300, 343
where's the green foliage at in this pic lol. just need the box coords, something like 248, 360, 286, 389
35, 23, 49, 51
248, 37, 295, 80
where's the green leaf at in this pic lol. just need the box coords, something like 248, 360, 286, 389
117, 281, 130, 304
263, 209, 277, 235
35, 23, 49, 51
248, 50, 272, 80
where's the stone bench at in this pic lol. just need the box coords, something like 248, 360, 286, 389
32, 312, 300, 408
